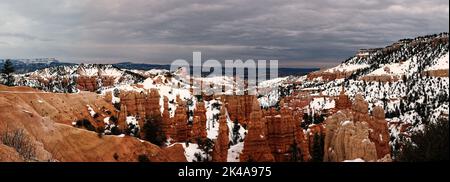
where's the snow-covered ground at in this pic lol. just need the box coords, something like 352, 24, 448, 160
178, 142, 205, 162
367, 60, 411, 76
226, 109, 247, 162
309, 97, 335, 111
258, 89, 280, 108
227, 142, 244, 162
324, 63, 370, 73
425, 52, 449, 71
205, 100, 222, 140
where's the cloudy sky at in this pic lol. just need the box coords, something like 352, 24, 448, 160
0, 0, 448, 68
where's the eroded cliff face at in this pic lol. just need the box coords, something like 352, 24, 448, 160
217, 94, 314, 162
323, 94, 391, 162
223, 95, 257, 127
421, 69, 449, 77
76, 76, 98, 92
307, 71, 353, 81
264, 107, 310, 162
191, 101, 207, 141
76, 76, 117, 92
119, 89, 161, 118
240, 99, 275, 162
116, 89, 163, 136
0, 85, 186, 162
117, 89, 205, 143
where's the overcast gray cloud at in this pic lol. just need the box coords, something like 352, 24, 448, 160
0, 0, 448, 67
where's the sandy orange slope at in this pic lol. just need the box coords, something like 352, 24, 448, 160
0, 85, 186, 162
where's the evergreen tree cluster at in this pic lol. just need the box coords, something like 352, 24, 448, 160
142, 115, 167, 147
311, 133, 324, 162
396, 117, 449, 161
231, 119, 243, 145
1, 59, 15, 86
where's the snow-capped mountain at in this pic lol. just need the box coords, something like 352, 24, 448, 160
263, 33, 449, 159
1, 64, 146, 93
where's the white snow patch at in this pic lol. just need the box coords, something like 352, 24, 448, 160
22, 110, 32, 114
179, 142, 205, 162
425, 52, 449, 71
309, 97, 335, 111
343, 158, 365, 162
103, 117, 110, 124
86, 105, 96, 117
126, 116, 138, 125
325, 63, 369, 73
367, 60, 411, 76
227, 142, 244, 162
341, 120, 352, 126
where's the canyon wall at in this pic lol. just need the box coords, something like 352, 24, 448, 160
307, 71, 353, 81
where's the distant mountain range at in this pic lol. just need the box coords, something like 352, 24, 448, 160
0, 59, 319, 77
0, 58, 75, 73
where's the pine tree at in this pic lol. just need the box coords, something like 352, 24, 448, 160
289, 141, 303, 162
142, 115, 166, 146
312, 133, 324, 162
399, 100, 406, 113
204, 138, 214, 161
1, 59, 14, 75
232, 119, 240, 145
1, 59, 15, 86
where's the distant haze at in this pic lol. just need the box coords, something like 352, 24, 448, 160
0, 0, 448, 68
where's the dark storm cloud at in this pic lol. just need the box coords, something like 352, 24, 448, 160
0, 0, 448, 67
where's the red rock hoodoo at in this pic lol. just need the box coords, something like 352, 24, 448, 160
323, 94, 391, 162
240, 99, 275, 162
191, 101, 207, 141
264, 107, 311, 161
173, 95, 189, 142
212, 106, 230, 162
223, 95, 257, 126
